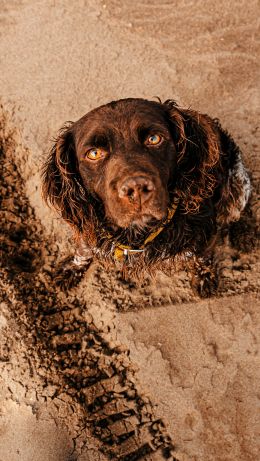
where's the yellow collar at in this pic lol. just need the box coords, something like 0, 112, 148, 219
104, 196, 179, 262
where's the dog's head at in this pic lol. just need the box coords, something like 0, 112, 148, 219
42, 98, 220, 240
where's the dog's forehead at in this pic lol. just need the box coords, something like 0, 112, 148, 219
74, 99, 167, 139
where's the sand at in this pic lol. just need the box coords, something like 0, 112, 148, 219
0, 1, 259, 460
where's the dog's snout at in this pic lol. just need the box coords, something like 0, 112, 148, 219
118, 176, 155, 204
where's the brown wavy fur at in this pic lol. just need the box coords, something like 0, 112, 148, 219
42, 98, 249, 278
164, 100, 220, 213
42, 123, 97, 246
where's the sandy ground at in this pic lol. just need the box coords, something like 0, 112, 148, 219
0, 1, 259, 460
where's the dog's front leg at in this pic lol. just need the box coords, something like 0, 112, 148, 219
54, 241, 93, 291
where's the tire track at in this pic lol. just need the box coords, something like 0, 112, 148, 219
0, 120, 177, 459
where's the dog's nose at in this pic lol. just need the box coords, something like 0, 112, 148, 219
118, 176, 155, 204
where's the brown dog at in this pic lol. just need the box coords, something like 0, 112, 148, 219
42, 98, 251, 296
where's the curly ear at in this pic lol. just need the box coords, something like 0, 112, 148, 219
42, 124, 91, 235
164, 100, 220, 212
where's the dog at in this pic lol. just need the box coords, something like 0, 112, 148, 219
42, 98, 251, 296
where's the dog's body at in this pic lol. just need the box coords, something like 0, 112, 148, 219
42, 98, 251, 296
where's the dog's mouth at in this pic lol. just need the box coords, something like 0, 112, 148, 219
128, 212, 166, 227
106, 207, 167, 231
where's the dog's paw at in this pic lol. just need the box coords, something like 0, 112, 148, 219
53, 257, 92, 291
54, 267, 86, 291
192, 258, 218, 298
193, 271, 218, 298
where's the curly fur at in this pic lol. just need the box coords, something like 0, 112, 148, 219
42, 98, 251, 292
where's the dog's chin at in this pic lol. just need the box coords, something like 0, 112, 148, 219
110, 211, 166, 231
130, 214, 161, 227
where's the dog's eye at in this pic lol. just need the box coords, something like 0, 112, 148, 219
85, 148, 105, 160
146, 134, 162, 145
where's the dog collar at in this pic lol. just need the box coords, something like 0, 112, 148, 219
104, 196, 179, 262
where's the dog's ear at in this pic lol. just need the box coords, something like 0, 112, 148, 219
164, 100, 220, 212
42, 124, 91, 235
